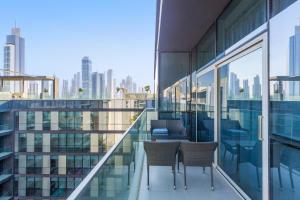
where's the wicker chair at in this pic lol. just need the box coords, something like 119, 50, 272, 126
180, 142, 218, 190
144, 141, 180, 190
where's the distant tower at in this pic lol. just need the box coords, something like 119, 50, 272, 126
242, 79, 249, 98
106, 69, 113, 99
99, 73, 105, 99
92, 72, 100, 99
229, 72, 240, 98
289, 25, 300, 97
3, 27, 25, 92
253, 75, 262, 99
81, 57, 92, 98
62, 80, 69, 99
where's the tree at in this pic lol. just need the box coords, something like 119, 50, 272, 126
144, 85, 150, 94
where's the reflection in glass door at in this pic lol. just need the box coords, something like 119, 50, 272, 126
218, 48, 263, 200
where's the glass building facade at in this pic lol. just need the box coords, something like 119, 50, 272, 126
155, 0, 300, 199
0, 99, 146, 199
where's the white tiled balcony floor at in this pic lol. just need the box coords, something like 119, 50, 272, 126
138, 160, 242, 200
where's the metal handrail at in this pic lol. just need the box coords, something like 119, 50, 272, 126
67, 108, 150, 200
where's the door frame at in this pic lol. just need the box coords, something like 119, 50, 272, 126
211, 32, 269, 200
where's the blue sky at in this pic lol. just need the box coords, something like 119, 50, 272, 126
0, 0, 156, 89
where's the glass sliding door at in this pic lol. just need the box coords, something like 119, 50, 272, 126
196, 69, 214, 142
218, 46, 264, 200
269, 1, 300, 199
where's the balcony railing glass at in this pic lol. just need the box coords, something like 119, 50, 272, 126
67, 108, 157, 200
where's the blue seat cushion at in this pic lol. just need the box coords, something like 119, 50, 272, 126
152, 128, 168, 135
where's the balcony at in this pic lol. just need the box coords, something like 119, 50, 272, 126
0, 125, 12, 137
67, 109, 242, 200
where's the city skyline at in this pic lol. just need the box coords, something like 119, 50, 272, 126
0, 0, 155, 91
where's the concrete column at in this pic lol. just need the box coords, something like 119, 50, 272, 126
19, 155, 26, 174
43, 155, 50, 175
58, 155, 66, 175
43, 133, 50, 152
19, 111, 27, 130
51, 111, 58, 130
83, 111, 91, 130
90, 134, 98, 153
42, 177, 50, 197
18, 176, 26, 196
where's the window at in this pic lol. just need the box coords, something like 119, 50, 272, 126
27, 155, 42, 174
27, 111, 35, 130
74, 156, 83, 175
74, 112, 82, 130
270, 0, 297, 17
51, 134, 59, 152
91, 112, 99, 130
26, 177, 42, 196
196, 70, 214, 142
50, 155, 58, 174
19, 133, 27, 152
74, 134, 83, 153
66, 156, 75, 175
34, 133, 43, 152
269, 2, 300, 199
196, 25, 216, 69
82, 156, 91, 175
66, 134, 74, 152
217, 0, 266, 55
91, 155, 99, 168
58, 112, 67, 130
67, 112, 75, 130
43, 111, 51, 130
83, 133, 90, 152
59, 133, 66, 152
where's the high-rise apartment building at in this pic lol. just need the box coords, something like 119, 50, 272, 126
0, 99, 146, 199
289, 25, 300, 97
62, 80, 69, 99
106, 69, 113, 99
3, 27, 25, 92
92, 72, 100, 99
99, 73, 105, 99
125, 76, 133, 92
81, 57, 92, 99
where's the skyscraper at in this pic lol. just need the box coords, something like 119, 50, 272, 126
242, 79, 249, 98
81, 57, 92, 98
106, 69, 113, 99
289, 25, 300, 97
62, 79, 69, 99
125, 76, 133, 92
229, 72, 240, 98
92, 72, 100, 99
99, 73, 105, 99
3, 27, 25, 92
253, 75, 261, 99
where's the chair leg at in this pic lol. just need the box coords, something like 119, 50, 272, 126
289, 168, 294, 190
256, 167, 261, 189
211, 166, 214, 191
277, 167, 282, 189
128, 164, 130, 186
184, 165, 187, 190
147, 164, 150, 190
173, 166, 176, 190
177, 158, 180, 172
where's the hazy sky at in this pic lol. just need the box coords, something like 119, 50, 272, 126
0, 0, 156, 89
